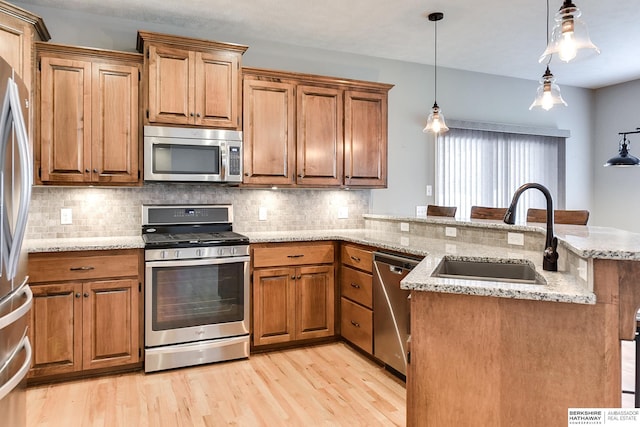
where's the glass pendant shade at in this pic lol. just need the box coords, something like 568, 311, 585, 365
423, 102, 449, 134
529, 67, 567, 111
604, 136, 640, 167
539, 1, 599, 63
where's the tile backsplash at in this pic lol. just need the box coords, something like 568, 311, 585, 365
27, 184, 371, 239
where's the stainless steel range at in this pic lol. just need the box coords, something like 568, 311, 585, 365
142, 204, 250, 373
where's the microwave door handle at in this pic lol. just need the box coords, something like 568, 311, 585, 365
5, 78, 31, 280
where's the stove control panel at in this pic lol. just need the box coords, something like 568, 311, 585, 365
145, 245, 250, 261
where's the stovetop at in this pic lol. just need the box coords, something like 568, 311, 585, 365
142, 230, 249, 248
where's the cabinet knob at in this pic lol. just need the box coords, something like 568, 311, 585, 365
350, 283, 361, 289
297, 275, 301, 280
291, 275, 296, 280
85, 169, 90, 173
75, 293, 81, 298
190, 112, 194, 117
244, 173, 249, 176
93, 169, 98, 173
350, 320, 360, 328
83, 292, 89, 298
346, 175, 351, 179
196, 113, 201, 118
298, 174, 303, 178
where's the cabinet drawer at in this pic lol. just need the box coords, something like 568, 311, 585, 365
340, 297, 372, 354
253, 243, 334, 268
28, 251, 140, 283
341, 245, 372, 273
340, 266, 372, 309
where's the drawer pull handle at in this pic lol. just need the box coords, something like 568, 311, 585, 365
350, 256, 361, 262
350, 320, 360, 328
350, 283, 360, 289
70, 266, 95, 271
287, 254, 304, 258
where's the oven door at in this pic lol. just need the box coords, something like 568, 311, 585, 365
145, 255, 249, 348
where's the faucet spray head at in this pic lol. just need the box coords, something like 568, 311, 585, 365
503, 208, 516, 224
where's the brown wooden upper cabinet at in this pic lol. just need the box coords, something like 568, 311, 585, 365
0, 1, 49, 152
136, 31, 247, 130
242, 67, 392, 188
36, 43, 142, 185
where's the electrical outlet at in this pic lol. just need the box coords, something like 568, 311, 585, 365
507, 232, 524, 246
338, 206, 349, 219
60, 208, 72, 225
400, 222, 410, 232
445, 227, 457, 237
416, 206, 427, 218
258, 206, 267, 221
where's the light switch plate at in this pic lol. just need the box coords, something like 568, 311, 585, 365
426, 185, 433, 196
60, 208, 72, 225
258, 206, 267, 221
445, 227, 457, 237
507, 232, 524, 246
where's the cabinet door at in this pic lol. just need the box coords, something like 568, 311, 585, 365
296, 85, 343, 186
39, 56, 92, 183
82, 279, 140, 370
0, 13, 31, 90
91, 62, 140, 184
344, 90, 388, 187
147, 44, 193, 125
29, 283, 83, 377
194, 51, 239, 129
295, 265, 335, 340
243, 78, 296, 185
252, 267, 295, 346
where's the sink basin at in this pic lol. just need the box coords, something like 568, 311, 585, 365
432, 256, 544, 284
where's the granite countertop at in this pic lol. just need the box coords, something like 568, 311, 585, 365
364, 214, 640, 260
26, 220, 613, 305
245, 229, 595, 305
26, 236, 145, 252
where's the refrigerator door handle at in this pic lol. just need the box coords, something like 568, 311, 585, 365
5, 77, 31, 281
0, 280, 31, 329
0, 336, 31, 401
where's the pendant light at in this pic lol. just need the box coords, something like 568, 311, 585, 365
530, 0, 567, 111
423, 12, 448, 134
604, 129, 640, 167
539, 0, 599, 64
529, 66, 567, 110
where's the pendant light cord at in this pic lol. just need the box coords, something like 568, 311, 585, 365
434, 17, 438, 103
545, 0, 552, 66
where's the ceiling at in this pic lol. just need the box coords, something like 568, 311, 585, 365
18, 0, 640, 89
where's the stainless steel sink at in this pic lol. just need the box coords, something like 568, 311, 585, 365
432, 256, 544, 284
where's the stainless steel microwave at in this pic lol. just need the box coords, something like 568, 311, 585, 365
143, 125, 243, 183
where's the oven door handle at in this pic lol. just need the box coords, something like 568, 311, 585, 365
145, 255, 250, 268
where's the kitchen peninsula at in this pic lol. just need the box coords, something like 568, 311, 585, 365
26, 214, 640, 426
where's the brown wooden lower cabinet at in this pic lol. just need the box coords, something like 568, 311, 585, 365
251, 242, 336, 347
28, 250, 142, 381
340, 297, 373, 353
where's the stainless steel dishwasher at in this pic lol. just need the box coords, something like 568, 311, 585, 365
373, 252, 421, 377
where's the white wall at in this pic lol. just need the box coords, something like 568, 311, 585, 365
593, 79, 640, 232
16, 2, 596, 222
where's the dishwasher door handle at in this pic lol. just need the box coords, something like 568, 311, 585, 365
389, 266, 405, 274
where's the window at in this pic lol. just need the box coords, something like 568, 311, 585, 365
435, 121, 567, 222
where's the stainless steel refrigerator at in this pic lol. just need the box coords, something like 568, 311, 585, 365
0, 56, 34, 427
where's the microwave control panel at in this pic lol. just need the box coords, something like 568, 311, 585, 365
228, 146, 241, 176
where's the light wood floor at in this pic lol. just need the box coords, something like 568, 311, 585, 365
26, 342, 406, 427
25, 340, 639, 425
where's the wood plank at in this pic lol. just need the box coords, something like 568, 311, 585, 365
26, 342, 405, 426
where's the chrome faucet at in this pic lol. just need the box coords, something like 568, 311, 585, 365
503, 183, 558, 271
